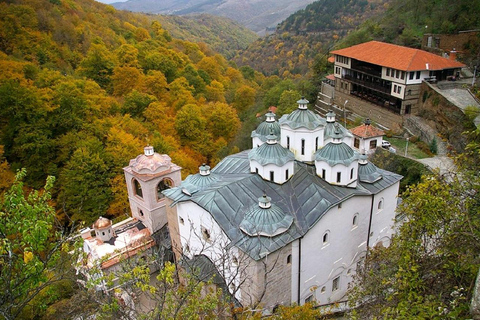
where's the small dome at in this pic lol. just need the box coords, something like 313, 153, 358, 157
315, 142, 359, 166
249, 139, 295, 167
251, 113, 281, 142
199, 164, 211, 176
358, 158, 383, 183
240, 195, 293, 237
128, 146, 173, 175
93, 216, 112, 230
326, 110, 336, 123
324, 122, 352, 140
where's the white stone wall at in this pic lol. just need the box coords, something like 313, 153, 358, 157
281, 126, 324, 162
315, 161, 359, 187
250, 160, 294, 184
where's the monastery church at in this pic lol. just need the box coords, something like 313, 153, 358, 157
81, 98, 402, 310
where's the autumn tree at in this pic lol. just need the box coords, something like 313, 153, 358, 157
348, 159, 480, 319
0, 170, 75, 320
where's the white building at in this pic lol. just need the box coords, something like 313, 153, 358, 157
163, 98, 402, 309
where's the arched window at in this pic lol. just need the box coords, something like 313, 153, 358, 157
286, 136, 290, 149
315, 137, 319, 150
378, 198, 384, 210
133, 179, 143, 198
352, 213, 358, 227
157, 178, 173, 200
323, 231, 329, 245
301, 139, 305, 155
350, 168, 354, 179
287, 254, 292, 264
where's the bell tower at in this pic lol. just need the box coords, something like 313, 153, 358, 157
123, 146, 182, 233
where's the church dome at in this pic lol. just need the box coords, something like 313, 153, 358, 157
279, 98, 325, 130
324, 122, 352, 140
128, 146, 173, 175
315, 142, 359, 166
183, 164, 219, 190
251, 112, 281, 144
249, 134, 295, 166
93, 216, 112, 229
240, 194, 293, 237
358, 155, 383, 183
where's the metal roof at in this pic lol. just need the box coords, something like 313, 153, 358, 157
164, 150, 402, 260
279, 108, 326, 130
315, 142, 360, 166
248, 139, 295, 166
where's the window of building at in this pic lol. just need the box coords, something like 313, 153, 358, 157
332, 276, 340, 291
201, 226, 211, 242
336, 172, 341, 183
179, 217, 184, 225
378, 198, 384, 210
321, 286, 326, 293
305, 295, 314, 303
401, 71, 405, 80
354, 138, 360, 148
232, 256, 238, 266
133, 179, 143, 198
286, 136, 290, 149
315, 137, 319, 150
396, 70, 400, 78
416, 71, 421, 79
398, 87, 402, 94
338, 202, 342, 209
255, 167, 259, 174
157, 178, 173, 200
369, 140, 377, 149
386, 68, 390, 77
323, 231, 329, 244
301, 139, 305, 155
322, 169, 326, 179
287, 254, 292, 265
350, 168, 354, 179
102, 231, 105, 236
270, 171, 274, 181
353, 214, 358, 227
285, 169, 289, 180
393, 84, 397, 93
409, 72, 414, 80
139, 209, 144, 216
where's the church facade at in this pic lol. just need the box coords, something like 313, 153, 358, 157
81, 98, 401, 309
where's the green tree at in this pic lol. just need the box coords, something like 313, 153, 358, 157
348, 165, 480, 319
78, 43, 116, 91
0, 170, 73, 320
277, 89, 301, 117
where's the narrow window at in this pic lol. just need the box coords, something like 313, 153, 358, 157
133, 179, 143, 198
286, 136, 290, 149
370, 140, 377, 149
401, 71, 405, 80
386, 68, 390, 76
301, 139, 305, 155
321, 286, 326, 293
179, 217, 184, 225
139, 209, 144, 216
354, 138, 360, 148
255, 168, 259, 174
353, 214, 358, 226
287, 254, 292, 264
409, 72, 414, 80
305, 295, 314, 303
322, 169, 326, 179
398, 87, 402, 94
270, 171, 274, 182
336, 172, 341, 183
350, 168, 354, 179
102, 231, 105, 236
416, 71, 421, 79
315, 137, 319, 150
323, 232, 329, 244
285, 169, 289, 180
201, 226, 211, 241
332, 277, 340, 291
378, 198, 384, 210
396, 70, 400, 78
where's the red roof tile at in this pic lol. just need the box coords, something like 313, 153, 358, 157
350, 123, 385, 138
331, 41, 465, 71
326, 74, 335, 80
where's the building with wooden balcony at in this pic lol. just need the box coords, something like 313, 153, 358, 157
331, 41, 465, 115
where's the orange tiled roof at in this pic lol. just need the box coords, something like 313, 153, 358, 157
350, 123, 385, 138
327, 56, 335, 63
326, 74, 335, 80
331, 41, 465, 71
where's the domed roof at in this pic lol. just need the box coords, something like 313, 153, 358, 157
248, 135, 295, 166
358, 155, 383, 183
251, 118, 281, 142
315, 142, 359, 166
240, 195, 293, 237
128, 146, 173, 175
279, 108, 325, 130
93, 216, 112, 230
324, 122, 353, 140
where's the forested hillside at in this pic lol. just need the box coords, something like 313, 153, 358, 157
148, 14, 258, 58
0, 0, 274, 225
234, 0, 389, 77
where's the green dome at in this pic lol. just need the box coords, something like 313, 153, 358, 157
240, 195, 293, 237
315, 142, 359, 166
279, 108, 325, 130
248, 138, 295, 166
358, 157, 382, 183
252, 121, 281, 141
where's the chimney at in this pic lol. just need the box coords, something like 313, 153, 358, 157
450, 48, 457, 61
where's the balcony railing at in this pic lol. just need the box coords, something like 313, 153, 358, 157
344, 75, 391, 94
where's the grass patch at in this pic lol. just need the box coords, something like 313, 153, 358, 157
385, 137, 431, 159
